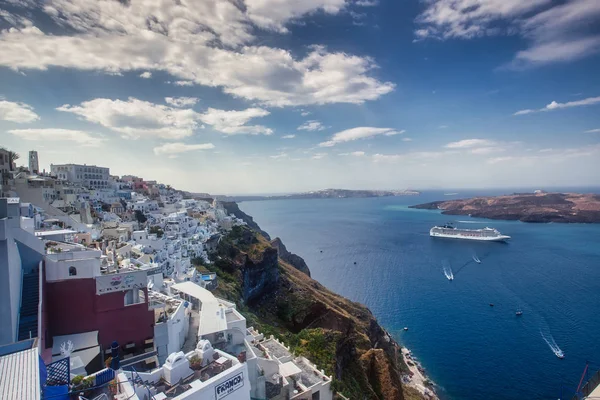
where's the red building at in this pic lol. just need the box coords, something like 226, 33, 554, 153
43, 244, 154, 352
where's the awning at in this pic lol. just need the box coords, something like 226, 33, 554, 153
198, 302, 228, 336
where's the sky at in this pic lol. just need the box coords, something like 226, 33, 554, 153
0, 0, 599, 194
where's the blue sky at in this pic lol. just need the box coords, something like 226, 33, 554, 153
1, 0, 599, 194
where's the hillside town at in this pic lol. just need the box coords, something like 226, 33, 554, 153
0, 147, 335, 400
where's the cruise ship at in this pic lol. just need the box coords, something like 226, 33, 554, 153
430, 224, 510, 242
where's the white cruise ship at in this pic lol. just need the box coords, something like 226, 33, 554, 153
430, 224, 510, 242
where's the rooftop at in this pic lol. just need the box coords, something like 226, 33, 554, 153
0, 346, 41, 400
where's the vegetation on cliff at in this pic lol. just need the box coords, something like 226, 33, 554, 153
206, 221, 421, 400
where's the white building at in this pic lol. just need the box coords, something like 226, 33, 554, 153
50, 163, 110, 189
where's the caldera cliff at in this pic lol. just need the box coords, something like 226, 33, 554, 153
196, 203, 428, 400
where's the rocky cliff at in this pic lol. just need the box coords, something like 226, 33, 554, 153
209, 211, 424, 399
411, 192, 600, 223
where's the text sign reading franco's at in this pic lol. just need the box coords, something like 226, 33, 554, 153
215, 372, 244, 399
96, 271, 147, 295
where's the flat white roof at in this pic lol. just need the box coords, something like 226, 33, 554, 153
171, 281, 216, 304
0, 347, 41, 400
279, 361, 302, 377
198, 302, 228, 336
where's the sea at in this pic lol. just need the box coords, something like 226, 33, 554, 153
239, 189, 600, 400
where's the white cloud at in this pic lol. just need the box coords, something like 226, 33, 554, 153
401, 137, 412, 142
282, 134, 296, 139
356, 0, 378, 6
339, 151, 365, 156
301, 111, 311, 116
297, 120, 326, 131
0, 3, 394, 107
513, 109, 535, 116
139, 71, 152, 79
319, 127, 403, 147
153, 142, 215, 156
312, 152, 328, 159
8, 128, 104, 146
0, 100, 39, 123
585, 128, 600, 133
57, 97, 200, 139
270, 153, 288, 159
438, 125, 448, 129
173, 81, 194, 87
415, 0, 549, 40
198, 108, 272, 135
514, 96, 600, 115
245, 0, 346, 32
57, 97, 270, 138
445, 139, 496, 149
416, 0, 600, 67
165, 97, 199, 108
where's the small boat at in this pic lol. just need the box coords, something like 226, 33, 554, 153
555, 350, 565, 359
489, 303, 494, 307
516, 309, 523, 316
472, 255, 481, 264
320, 250, 323, 253
353, 261, 357, 265
403, 327, 409, 331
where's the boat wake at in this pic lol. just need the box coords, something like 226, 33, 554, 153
443, 265, 454, 281
540, 331, 564, 359
472, 255, 481, 264
456, 220, 486, 224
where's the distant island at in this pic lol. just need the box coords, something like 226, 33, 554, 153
410, 192, 600, 223
212, 188, 421, 202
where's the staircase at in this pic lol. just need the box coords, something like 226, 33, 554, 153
18, 270, 39, 341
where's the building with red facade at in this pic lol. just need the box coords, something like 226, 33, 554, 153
43, 242, 154, 353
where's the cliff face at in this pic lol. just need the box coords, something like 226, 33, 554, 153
210, 213, 419, 399
270, 237, 311, 277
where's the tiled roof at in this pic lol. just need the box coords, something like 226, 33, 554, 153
0, 347, 41, 400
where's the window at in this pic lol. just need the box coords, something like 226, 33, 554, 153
68, 266, 77, 276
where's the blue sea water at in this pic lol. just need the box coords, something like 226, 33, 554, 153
239, 190, 600, 400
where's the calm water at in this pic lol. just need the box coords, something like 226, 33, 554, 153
239, 191, 600, 400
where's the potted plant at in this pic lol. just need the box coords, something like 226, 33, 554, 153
189, 355, 203, 370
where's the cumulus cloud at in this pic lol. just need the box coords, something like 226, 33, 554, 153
270, 153, 288, 159
356, 0, 378, 6
245, 0, 346, 32
173, 81, 194, 87
57, 97, 200, 139
165, 97, 199, 108
444, 139, 496, 149
312, 152, 328, 159
415, 0, 600, 67
153, 142, 215, 156
300, 111, 311, 116
0, 2, 394, 107
139, 71, 152, 79
198, 108, 272, 135
514, 96, 600, 115
297, 120, 326, 131
57, 97, 271, 138
0, 99, 39, 123
8, 128, 104, 146
319, 127, 403, 147
373, 151, 449, 163
282, 134, 296, 139
339, 151, 365, 156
